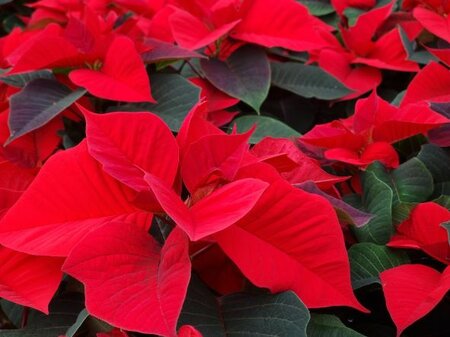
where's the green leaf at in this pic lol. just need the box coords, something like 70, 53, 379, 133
307, 314, 366, 337
434, 195, 450, 209
108, 74, 200, 132
7, 78, 86, 144
65, 309, 89, 337
399, 26, 436, 65
0, 327, 70, 336
0, 70, 54, 88
147, 73, 200, 131
271, 62, 352, 100
0, 293, 84, 336
359, 159, 434, 227
442, 221, 450, 244
297, 0, 335, 16
349, 242, 410, 289
390, 158, 434, 203
200, 45, 271, 112
343, 7, 365, 26
178, 275, 310, 337
230, 115, 301, 144
417, 144, 450, 198
391, 90, 405, 107
353, 167, 394, 244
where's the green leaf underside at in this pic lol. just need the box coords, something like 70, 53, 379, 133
230, 115, 301, 144
271, 62, 352, 100
349, 242, 410, 289
201, 45, 271, 112
307, 314, 366, 337
178, 275, 310, 337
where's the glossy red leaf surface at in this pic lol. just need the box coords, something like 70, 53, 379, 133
388, 202, 450, 264
402, 62, 450, 105
413, 7, 450, 43
63, 223, 191, 336
178, 325, 203, 337
144, 173, 268, 241
215, 168, 366, 311
70, 36, 154, 102
84, 108, 179, 193
0, 141, 152, 257
181, 131, 250, 193
0, 247, 63, 314
169, 8, 240, 50
381, 264, 450, 336
251, 137, 348, 189
232, 0, 333, 51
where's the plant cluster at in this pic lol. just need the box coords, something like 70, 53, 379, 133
0, 0, 449, 337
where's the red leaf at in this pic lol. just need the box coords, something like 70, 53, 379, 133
251, 137, 348, 189
426, 46, 450, 67
301, 121, 365, 151
0, 110, 63, 168
189, 77, 239, 112
0, 246, 63, 313
381, 264, 450, 336
0, 161, 37, 219
402, 62, 450, 105
318, 49, 382, 100
83, 108, 179, 193
215, 170, 367, 311
388, 202, 450, 264
8, 31, 82, 73
144, 173, 268, 241
341, 1, 394, 56
70, 36, 154, 102
353, 28, 419, 72
192, 244, 246, 295
373, 102, 449, 143
232, 0, 334, 51
414, 7, 450, 43
63, 223, 191, 336
169, 8, 240, 50
178, 325, 203, 337
181, 131, 251, 193
325, 142, 399, 168
176, 103, 224, 154
0, 141, 152, 257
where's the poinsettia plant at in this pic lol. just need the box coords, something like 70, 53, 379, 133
0, 0, 449, 337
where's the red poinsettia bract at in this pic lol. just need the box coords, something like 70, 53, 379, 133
301, 91, 448, 168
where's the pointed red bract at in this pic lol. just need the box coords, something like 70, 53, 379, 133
381, 264, 450, 337
0, 141, 152, 257
216, 165, 366, 311
181, 131, 250, 193
63, 223, 191, 336
232, 0, 333, 51
178, 325, 203, 337
402, 62, 450, 106
170, 8, 240, 50
318, 49, 382, 100
251, 137, 348, 189
388, 202, 450, 264
84, 108, 179, 192
70, 36, 154, 102
302, 92, 448, 168
8, 28, 82, 73
0, 246, 63, 313
413, 7, 450, 43
144, 173, 268, 241
0, 161, 37, 218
